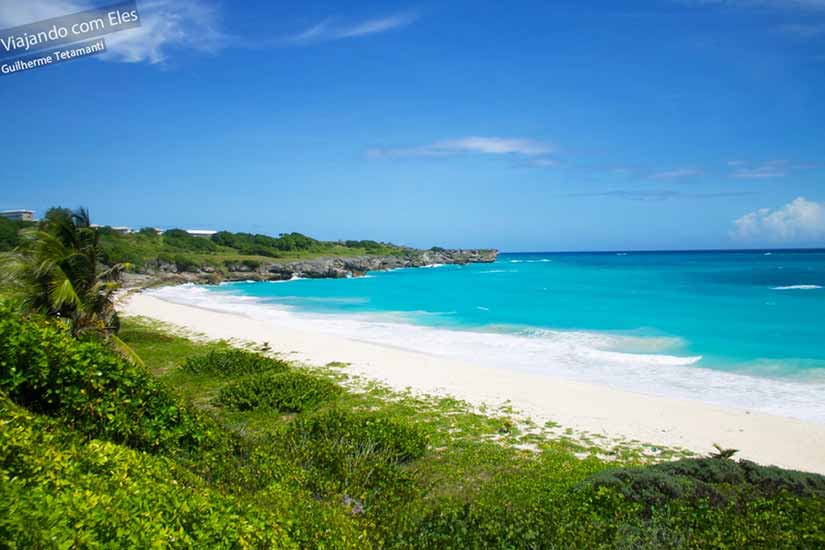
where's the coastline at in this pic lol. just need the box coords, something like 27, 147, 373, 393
121, 291, 825, 474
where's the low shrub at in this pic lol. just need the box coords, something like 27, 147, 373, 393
284, 408, 428, 464
0, 397, 296, 549
385, 450, 825, 549
0, 309, 220, 454
182, 348, 290, 377
218, 370, 342, 412
586, 457, 825, 511
277, 408, 428, 507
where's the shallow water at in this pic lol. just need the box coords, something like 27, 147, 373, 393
151, 249, 825, 422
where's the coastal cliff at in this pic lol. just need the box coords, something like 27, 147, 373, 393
123, 249, 498, 287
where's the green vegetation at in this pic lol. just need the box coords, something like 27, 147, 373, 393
0, 208, 139, 363
96, 225, 405, 271
0, 217, 33, 250
1, 309, 823, 548
219, 370, 342, 412
0, 207, 408, 277
183, 347, 291, 377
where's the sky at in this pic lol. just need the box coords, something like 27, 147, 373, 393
0, 0, 823, 252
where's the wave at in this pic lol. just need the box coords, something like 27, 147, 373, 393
508, 259, 552, 264
146, 285, 825, 423
772, 285, 822, 290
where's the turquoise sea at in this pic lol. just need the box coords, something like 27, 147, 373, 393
154, 250, 825, 422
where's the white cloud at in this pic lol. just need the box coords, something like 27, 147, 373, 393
649, 168, 704, 180
732, 197, 825, 242
0, 0, 228, 64
288, 13, 417, 45
368, 137, 555, 160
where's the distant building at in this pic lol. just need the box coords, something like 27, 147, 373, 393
186, 229, 217, 238
0, 209, 35, 222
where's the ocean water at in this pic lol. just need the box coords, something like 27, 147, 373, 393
151, 250, 825, 422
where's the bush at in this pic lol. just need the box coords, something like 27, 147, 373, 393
0, 397, 296, 549
276, 408, 428, 508
284, 408, 427, 463
586, 457, 825, 511
163, 229, 218, 253
218, 370, 341, 412
182, 348, 290, 377
173, 254, 201, 272
0, 309, 219, 454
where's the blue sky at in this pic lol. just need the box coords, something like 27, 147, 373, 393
0, 0, 823, 251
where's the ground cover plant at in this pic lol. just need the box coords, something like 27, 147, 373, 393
0, 310, 823, 548
218, 370, 342, 412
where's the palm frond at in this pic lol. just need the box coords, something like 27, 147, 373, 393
107, 334, 145, 368
47, 267, 83, 311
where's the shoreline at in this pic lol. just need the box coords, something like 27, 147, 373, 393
121, 291, 825, 474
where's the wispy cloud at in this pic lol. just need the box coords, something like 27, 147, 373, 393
729, 160, 790, 179
288, 13, 418, 45
732, 197, 825, 241
648, 168, 704, 180
728, 159, 824, 178
367, 137, 556, 160
567, 190, 757, 201
0, 0, 229, 64
680, 0, 825, 11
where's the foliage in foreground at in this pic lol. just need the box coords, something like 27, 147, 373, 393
1, 208, 123, 335
0, 309, 218, 455
1, 311, 824, 548
183, 347, 291, 377
0, 397, 296, 550
219, 370, 343, 412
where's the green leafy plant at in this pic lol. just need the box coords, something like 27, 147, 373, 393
0, 397, 296, 549
182, 348, 290, 377
711, 443, 739, 459
218, 370, 342, 412
0, 207, 138, 363
0, 308, 219, 454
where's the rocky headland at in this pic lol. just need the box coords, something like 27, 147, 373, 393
123, 249, 498, 288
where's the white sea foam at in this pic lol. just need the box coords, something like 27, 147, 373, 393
507, 259, 552, 263
772, 285, 822, 290
146, 285, 825, 423
263, 275, 303, 283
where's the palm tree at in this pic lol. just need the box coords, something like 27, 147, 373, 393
0, 207, 140, 364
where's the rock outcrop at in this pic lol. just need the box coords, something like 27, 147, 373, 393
124, 249, 498, 288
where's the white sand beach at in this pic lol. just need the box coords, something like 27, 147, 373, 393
122, 292, 825, 474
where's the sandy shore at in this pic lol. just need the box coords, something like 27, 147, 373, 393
122, 292, 825, 474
